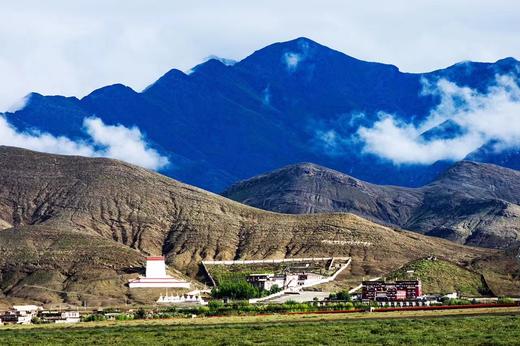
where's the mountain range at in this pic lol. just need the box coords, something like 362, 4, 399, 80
3, 37, 520, 192
1, 146, 519, 305
223, 161, 520, 249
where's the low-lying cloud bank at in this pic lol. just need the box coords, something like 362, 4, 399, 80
358, 75, 520, 164
0, 115, 169, 170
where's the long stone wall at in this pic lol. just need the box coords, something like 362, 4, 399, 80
202, 257, 350, 266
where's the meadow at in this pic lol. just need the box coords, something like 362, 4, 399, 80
1, 309, 519, 345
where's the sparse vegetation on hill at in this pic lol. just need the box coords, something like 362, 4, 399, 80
0, 147, 519, 305
387, 258, 491, 296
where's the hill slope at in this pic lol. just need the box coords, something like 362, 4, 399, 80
4, 37, 520, 192
222, 161, 520, 248
387, 258, 491, 296
0, 147, 518, 304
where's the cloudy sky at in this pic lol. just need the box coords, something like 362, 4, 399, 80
1, 0, 520, 111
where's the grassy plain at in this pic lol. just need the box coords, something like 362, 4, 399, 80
1, 307, 519, 345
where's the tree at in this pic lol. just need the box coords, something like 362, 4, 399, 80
211, 280, 261, 300
269, 284, 282, 295
134, 308, 147, 319
208, 300, 224, 309
336, 290, 352, 301
329, 290, 351, 301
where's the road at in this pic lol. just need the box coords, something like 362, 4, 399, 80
266, 291, 331, 303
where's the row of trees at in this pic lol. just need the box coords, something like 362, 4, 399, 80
80, 300, 359, 321
328, 290, 352, 301
80, 295, 517, 322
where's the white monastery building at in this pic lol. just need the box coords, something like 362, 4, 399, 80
128, 256, 191, 288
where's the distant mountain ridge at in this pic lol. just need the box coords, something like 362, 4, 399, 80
222, 160, 520, 249
4, 37, 520, 191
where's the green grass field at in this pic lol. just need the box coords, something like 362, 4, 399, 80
1, 310, 520, 345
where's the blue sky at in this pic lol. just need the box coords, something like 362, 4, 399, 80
1, 0, 519, 111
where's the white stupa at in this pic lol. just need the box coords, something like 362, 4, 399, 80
128, 256, 191, 288
157, 292, 207, 305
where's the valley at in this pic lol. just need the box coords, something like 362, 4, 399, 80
1, 147, 519, 306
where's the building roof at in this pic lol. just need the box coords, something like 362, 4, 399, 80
12, 305, 41, 311
146, 256, 165, 261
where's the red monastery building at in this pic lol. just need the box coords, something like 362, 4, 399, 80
362, 280, 422, 301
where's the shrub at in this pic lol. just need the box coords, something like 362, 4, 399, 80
31, 317, 43, 324
134, 308, 147, 319
269, 285, 282, 295
498, 296, 514, 304
336, 290, 352, 301
163, 306, 177, 313
197, 306, 210, 315
443, 298, 471, 305
115, 314, 134, 321
329, 290, 351, 301
208, 300, 224, 309
328, 302, 354, 310
83, 314, 107, 322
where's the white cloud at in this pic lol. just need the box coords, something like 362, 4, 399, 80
83, 117, 169, 170
204, 55, 237, 66
358, 75, 520, 164
0, 115, 169, 170
313, 129, 353, 157
283, 52, 301, 71
2, 1, 519, 111
283, 38, 312, 72
358, 115, 485, 164
7, 95, 31, 113
0, 115, 97, 156
262, 86, 271, 106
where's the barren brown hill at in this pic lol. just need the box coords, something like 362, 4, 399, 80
0, 147, 518, 306
223, 162, 520, 248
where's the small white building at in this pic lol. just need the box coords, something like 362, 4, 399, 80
40, 310, 81, 324
13, 305, 41, 315
3, 305, 42, 324
56, 311, 81, 324
129, 256, 191, 288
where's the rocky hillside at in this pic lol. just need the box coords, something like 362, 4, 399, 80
387, 258, 491, 296
222, 161, 520, 248
0, 147, 518, 305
